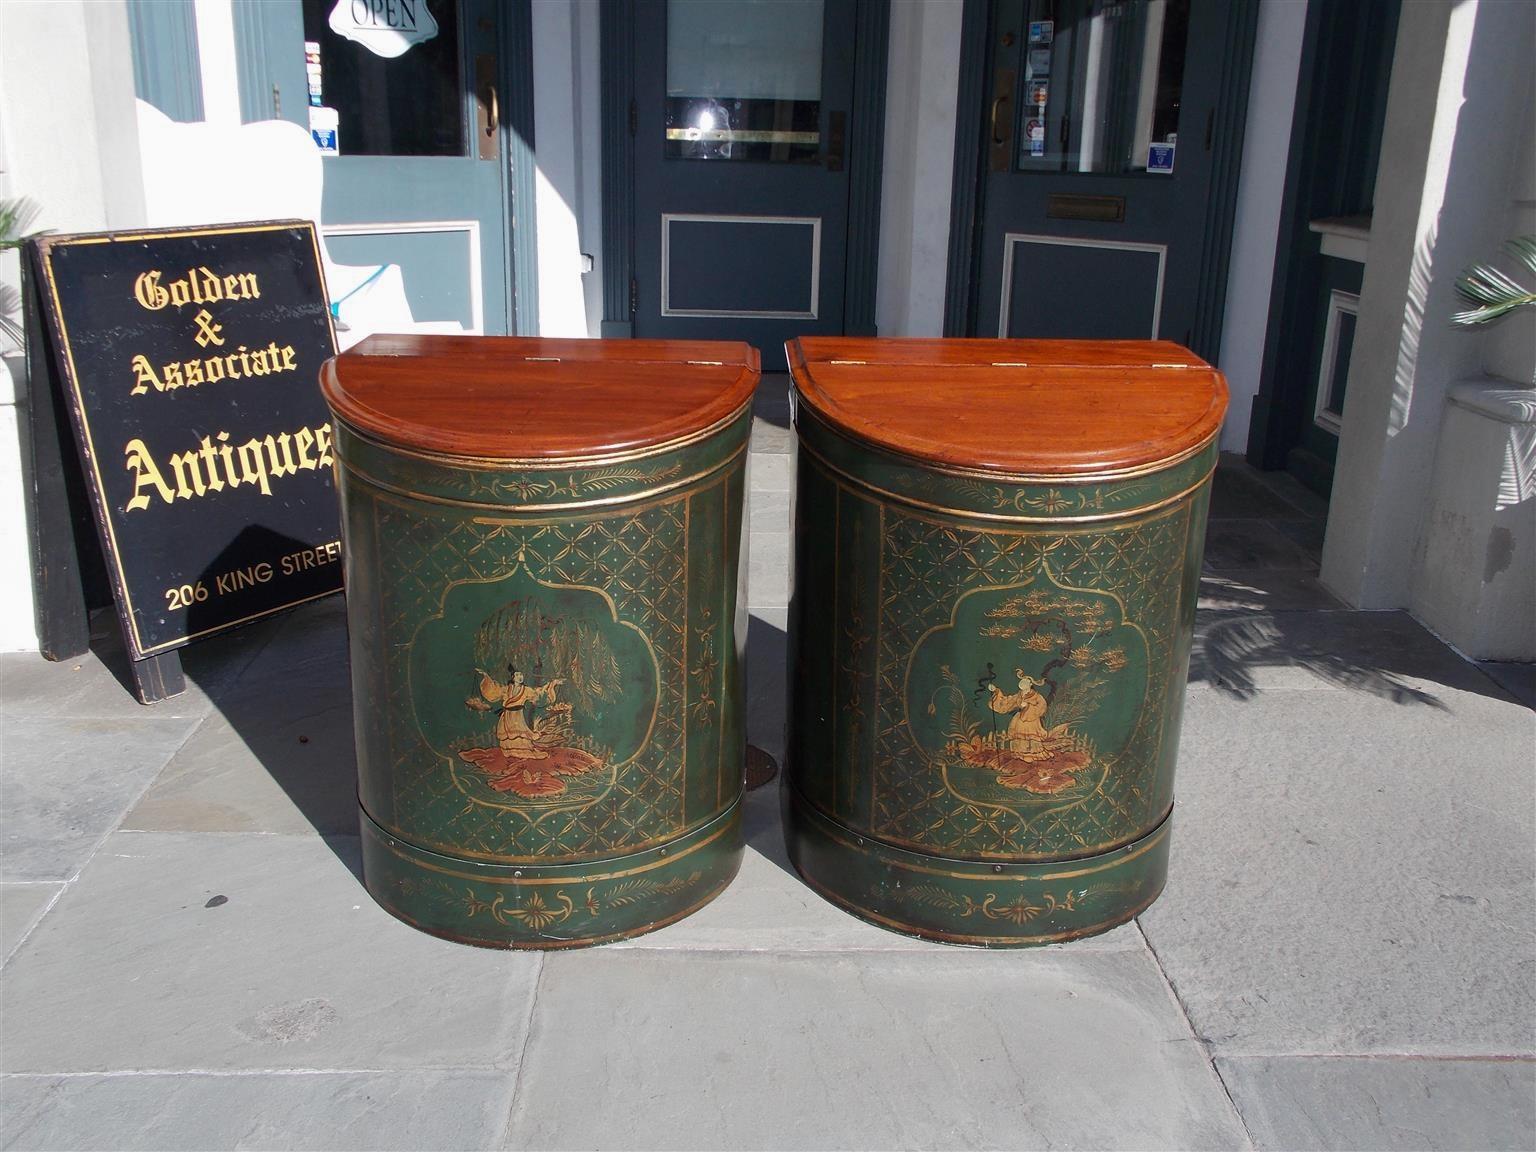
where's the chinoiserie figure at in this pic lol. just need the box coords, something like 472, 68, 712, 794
988, 669, 1051, 759
478, 667, 564, 759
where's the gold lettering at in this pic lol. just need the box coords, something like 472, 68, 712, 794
198, 436, 225, 492
122, 423, 329, 509
184, 359, 204, 386
168, 449, 208, 499
133, 267, 261, 313
130, 355, 160, 396
215, 430, 239, 489
124, 439, 174, 511
263, 432, 297, 479
294, 427, 316, 469
133, 271, 169, 311
235, 437, 272, 496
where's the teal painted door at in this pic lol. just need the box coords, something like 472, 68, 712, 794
234, 0, 513, 335
973, 0, 1237, 349
630, 0, 860, 370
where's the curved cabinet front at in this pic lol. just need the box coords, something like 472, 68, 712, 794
784, 405, 1217, 946
331, 410, 751, 948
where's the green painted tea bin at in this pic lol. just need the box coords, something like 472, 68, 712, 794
782, 338, 1228, 946
322, 335, 759, 948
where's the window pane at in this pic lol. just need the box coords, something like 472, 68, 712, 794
665, 0, 824, 163
301, 0, 464, 158
1016, 0, 1189, 175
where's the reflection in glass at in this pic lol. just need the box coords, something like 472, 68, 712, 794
300, 0, 464, 158
665, 0, 824, 162
1016, 0, 1188, 175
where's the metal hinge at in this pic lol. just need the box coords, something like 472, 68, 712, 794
629, 99, 637, 136
629, 277, 638, 317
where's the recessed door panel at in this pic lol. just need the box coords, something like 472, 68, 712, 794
1000, 235, 1163, 339
663, 216, 820, 317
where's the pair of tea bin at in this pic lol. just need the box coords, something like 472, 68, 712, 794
321, 335, 1227, 948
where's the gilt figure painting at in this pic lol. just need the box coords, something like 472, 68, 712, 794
408, 562, 659, 815
907, 562, 1150, 807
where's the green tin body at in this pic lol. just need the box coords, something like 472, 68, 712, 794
331, 408, 751, 948
784, 403, 1216, 946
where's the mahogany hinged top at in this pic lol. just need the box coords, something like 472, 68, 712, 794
786, 337, 1228, 476
322, 335, 760, 460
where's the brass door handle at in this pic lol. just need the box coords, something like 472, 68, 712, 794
482, 83, 500, 136
990, 93, 1011, 145
474, 54, 499, 160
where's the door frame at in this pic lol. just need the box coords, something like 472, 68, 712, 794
941, 0, 1259, 361
599, 0, 891, 340
1244, 0, 1399, 479
227, 0, 537, 335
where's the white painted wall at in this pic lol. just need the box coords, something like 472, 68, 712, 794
193, 0, 241, 127
1215, 0, 1307, 452
531, 0, 601, 338
875, 0, 963, 337
0, 0, 144, 652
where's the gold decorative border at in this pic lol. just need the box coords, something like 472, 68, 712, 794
337, 440, 749, 515
797, 795, 1173, 880
369, 813, 736, 886
797, 436, 1217, 525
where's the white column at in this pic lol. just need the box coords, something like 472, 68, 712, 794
1321, 0, 1536, 609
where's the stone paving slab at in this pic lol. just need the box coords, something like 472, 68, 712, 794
123, 654, 356, 837
1191, 608, 1509, 699
749, 415, 793, 455
0, 883, 60, 964
1203, 519, 1318, 571
0, 1069, 518, 1152
1198, 570, 1344, 613
748, 530, 790, 608
749, 452, 791, 493
747, 608, 788, 765
0, 832, 538, 1074
0, 611, 278, 722
1208, 459, 1320, 521
1142, 683, 1536, 1056
1215, 1056, 1536, 1151
1477, 660, 1536, 709
1, 716, 200, 881
748, 486, 790, 536
505, 948, 1249, 1151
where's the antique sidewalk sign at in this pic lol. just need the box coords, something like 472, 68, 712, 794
27, 221, 339, 702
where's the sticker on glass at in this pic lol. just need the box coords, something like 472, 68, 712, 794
1147, 143, 1175, 174
328, 0, 439, 59
310, 106, 340, 155
1028, 20, 1054, 45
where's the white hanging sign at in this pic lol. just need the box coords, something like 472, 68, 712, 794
328, 0, 438, 59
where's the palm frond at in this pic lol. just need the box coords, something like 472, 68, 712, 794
1453, 234, 1536, 327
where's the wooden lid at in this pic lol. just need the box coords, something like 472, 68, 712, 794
322, 335, 760, 461
787, 337, 1227, 477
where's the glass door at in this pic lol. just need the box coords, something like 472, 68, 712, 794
632, 0, 858, 370
239, 0, 512, 337
974, 0, 1230, 349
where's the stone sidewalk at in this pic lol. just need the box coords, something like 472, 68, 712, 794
1, 391, 1533, 1149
